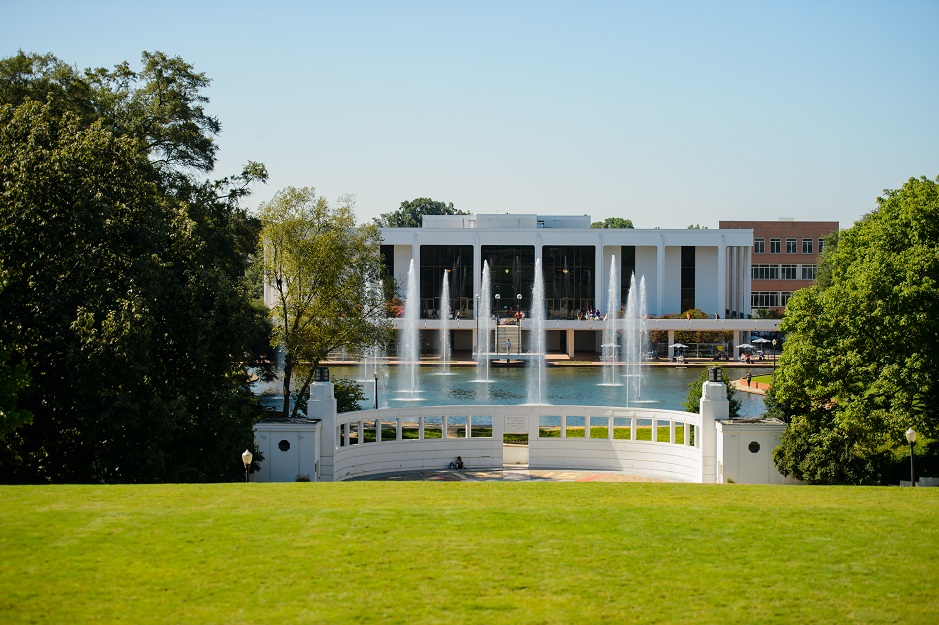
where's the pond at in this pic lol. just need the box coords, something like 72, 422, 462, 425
305, 364, 771, 418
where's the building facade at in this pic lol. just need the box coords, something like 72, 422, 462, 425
382, 214, 754, 321
719, 219, 838, 313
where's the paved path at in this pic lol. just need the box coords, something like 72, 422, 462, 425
351, 467, 663, 482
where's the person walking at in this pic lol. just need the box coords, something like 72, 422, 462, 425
505, 338, 511, 354
746, 370, 752, 388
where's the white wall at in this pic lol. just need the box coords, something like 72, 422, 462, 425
695, 246, 719, 313
715, 420, 797, 485
254, 422, 320, 482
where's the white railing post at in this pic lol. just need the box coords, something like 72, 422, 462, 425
699, 371, 729, 483
308, 369, 338, 482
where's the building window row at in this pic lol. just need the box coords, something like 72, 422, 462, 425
754, 237, 823, 255
752, 264, 817, 280
752, 291, 795, 309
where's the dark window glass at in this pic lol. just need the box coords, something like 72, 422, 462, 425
540, 245, 594, 319
419, 245, 474, 318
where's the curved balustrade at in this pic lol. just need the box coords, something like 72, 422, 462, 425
328, 405, 703, 482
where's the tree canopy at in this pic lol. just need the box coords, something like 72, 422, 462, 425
374, 197, 467, 228
260, 187, 390, 419
0, 51, 268, 483
591, 217, 634, 229
770, 176, 939, 484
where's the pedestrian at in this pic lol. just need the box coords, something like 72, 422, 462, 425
746, 370, 752, 388
506, 338, 511, 354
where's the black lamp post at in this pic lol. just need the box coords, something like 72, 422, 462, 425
241, 449, 253, 483
374, 371, 379, 409
474, 293, 480, 356
516, 293, 522, 354
494, 293, 501, 352
906, 427, 917, 487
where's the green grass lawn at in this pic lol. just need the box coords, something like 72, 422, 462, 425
2, 483, 937, 624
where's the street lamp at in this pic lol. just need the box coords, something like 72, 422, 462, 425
241, 449, 253, 483
516, 293, 523, 354
494, 294, 501, 352
374, 371, 379, 409
906, 428, 917, 487
772, 338, 777, 369
475, 293, 480, 356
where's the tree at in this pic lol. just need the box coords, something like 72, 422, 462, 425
591, 217, 634, 229
374, 198, 467, 228
260, 187, 390, 419
0, 52, 267, 483
687, 224, 708, 229
771, 176, 939, 484
682, 368, 742, 418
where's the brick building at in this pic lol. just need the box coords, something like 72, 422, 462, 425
719, 219, 839, 314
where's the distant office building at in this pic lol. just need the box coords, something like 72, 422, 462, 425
719, 219, 839, 314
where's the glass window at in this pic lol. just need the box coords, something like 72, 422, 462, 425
752, 265, 779, 280
770, 238, 781, 254
786, 238, 797, 254
751, 291, 780, 308
419, 245, 474, 318
537, 246, 592, 318
802, 238, 813, 254
781, 292, 794, 306
753, 238, 765, 254
781, 265, 797, 280
801, 265, 817, 280
818, 238, 825, 254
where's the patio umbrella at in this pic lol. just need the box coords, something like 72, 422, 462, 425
668, 343, 688, 349
751, 337, 772, 345
737, 343, 755, 350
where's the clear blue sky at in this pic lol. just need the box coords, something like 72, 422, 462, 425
3, 1, 937, 228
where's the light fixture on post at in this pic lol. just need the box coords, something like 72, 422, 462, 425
516, 293, 523, 354
772, 339, 777, 369
494, 293, 501, 348
241, 449, 253, 483
374, 371, 379, 410
707, 367, 722, 383
906, 427, 917, 487
474, 293, 480, 356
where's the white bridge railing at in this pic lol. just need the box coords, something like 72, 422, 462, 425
325, 405, 703, 482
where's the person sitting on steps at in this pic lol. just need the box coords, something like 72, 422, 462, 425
449, 456, 464, 470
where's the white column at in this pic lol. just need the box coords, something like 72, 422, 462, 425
656, 236, 666, 315
716, 240, 726, 318
308, 378, 338, 482
699, 375, 729, 483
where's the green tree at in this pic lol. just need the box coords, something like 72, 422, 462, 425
0, 52, 267, 483
374, 197, 467, 228
771, 176, 939, 484
334, 378, 365, 413
682, 368, 742, 418
260, 187, 390, 419
687, 224, 708, 229
591, 217, 634, 229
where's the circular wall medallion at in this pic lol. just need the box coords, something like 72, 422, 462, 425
748, 441, 761, 453
278, 439, 291, 452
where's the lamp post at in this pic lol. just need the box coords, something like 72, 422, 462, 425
374, 371, 379, 409
516, 293, 523, 355
772, 338, 777, 369
906, 427, 917, 487
241, 449, 253, 483
494, 294, 501, 354
475, 293, 480, 357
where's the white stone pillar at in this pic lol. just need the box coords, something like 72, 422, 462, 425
656, 236, 666, 315
308, 375, 338, 482
699, 373, 729, 483
716, 240, 726, 318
